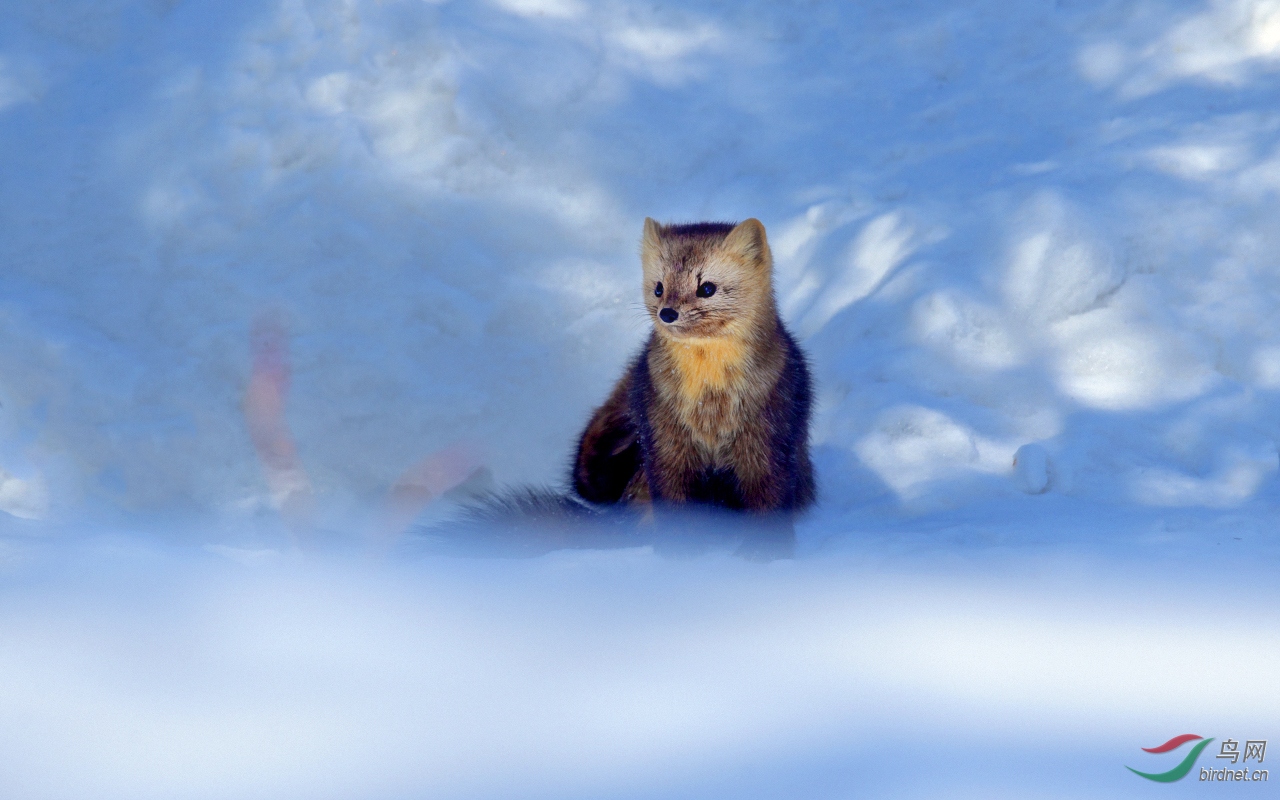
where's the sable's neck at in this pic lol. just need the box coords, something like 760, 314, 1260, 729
651, 304, 782, 398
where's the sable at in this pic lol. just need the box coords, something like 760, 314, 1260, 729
573, 218, 815, 517
426, 217, 814, 558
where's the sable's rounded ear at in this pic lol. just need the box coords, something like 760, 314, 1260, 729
722, 218, 769, 263
642, 217, 663, 246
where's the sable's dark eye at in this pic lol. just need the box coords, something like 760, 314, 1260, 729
654, 282, 663, 298
697, 281, 717, 298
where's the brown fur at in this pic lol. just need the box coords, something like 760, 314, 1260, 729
573, 218, 815, 516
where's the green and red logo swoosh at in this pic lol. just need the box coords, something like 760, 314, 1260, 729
1127, 734, 1214, 782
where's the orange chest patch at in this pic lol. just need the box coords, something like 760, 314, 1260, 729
667, 338, 750, 400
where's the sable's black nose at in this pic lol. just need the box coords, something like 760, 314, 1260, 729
659, 308, 678, 323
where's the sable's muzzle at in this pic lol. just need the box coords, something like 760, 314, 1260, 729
659, 308, 678, 323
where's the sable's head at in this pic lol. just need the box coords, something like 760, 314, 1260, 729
640, 218, 775, 340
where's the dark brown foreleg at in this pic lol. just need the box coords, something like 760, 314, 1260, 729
643, 409, 706, 505
728, 421, 787, 512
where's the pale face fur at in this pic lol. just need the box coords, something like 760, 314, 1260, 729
639, 218, 786, 455
640, 218, 776, 343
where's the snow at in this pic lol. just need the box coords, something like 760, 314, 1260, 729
0, 0, 1277, 797
2, 537, 1276, 799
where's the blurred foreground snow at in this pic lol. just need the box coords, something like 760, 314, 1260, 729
1, 526, 1276, 800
